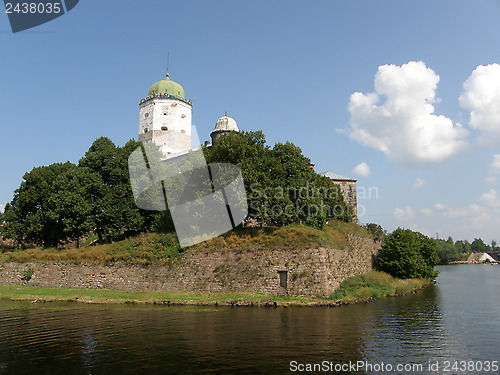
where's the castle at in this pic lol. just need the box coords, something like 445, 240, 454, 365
138, 72, 357, 220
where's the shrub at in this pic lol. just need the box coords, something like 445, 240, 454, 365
376, 228, 439, 280
22, 268, 34, 281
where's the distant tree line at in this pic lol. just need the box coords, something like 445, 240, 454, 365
434, 236, 498, 264
363, 222, 497, 267
0, 131, 353, 248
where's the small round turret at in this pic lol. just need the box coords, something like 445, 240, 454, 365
211, 115, 239, 143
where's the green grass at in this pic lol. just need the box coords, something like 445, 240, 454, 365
0, 271, 431, 307
0, 233, 182, 265
0, 221, 373, 264
328, 271, 431, 302
0, 284, 329, 306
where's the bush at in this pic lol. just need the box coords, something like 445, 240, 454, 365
328, 271, 429, 301
376, 228, 439, 280
22, 268, 34, 281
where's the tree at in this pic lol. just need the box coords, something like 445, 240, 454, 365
455, 240, 471, 254
377, 228, 439, 279
78, 137, 145, 242
204, 131, 352, 228
0, 163, 108, 247
435, 237, 461, 265
363, 223, 386, 241
471, 238, 489, 253
48, 166, 103, 246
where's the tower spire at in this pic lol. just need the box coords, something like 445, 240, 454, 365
166, 52, 170, 78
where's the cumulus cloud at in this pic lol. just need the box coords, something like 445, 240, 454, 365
351, 162, 371, 177
434, 203, 447, 211
460, 64, 500, 144
420, 208, 433, 216
394, 206, 414, 220
412, 177, 424, 189
0, 204, 3, 214
480, 189, 500, 208
443, 204, 485, 218
347, 61, 468, 166
485, 176, 497, 184
489, 154, 500, 174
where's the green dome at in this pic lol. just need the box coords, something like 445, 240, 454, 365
148, 73, 185, 98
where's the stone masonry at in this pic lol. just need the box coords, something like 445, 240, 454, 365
0, 234, 379, 297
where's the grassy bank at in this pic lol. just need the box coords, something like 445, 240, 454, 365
0, 271, 432, 307
328, 271, 431, 302
0, 221, 371, 265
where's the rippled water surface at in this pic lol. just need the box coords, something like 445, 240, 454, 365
0, 265, 498, 374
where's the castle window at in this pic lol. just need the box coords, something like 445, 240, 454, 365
163, 112, 167, 116
144, 128, 148, 133
181, 129, 186, 134
144, 113, 149, 118
161, 126, 168, 131
181, 114, 186, 118
278, 270, 288, 288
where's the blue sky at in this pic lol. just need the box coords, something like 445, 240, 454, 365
2, 0, 500, 242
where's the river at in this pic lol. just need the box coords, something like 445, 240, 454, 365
0, 264, 498, 374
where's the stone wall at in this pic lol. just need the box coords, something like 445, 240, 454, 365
0, 235, 379, 297
336, 180, 358, 222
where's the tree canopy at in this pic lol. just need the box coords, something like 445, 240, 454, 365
0, 137, 174, 247
204, 131, 354, 228
1, 131, 354, 248
376, 228, 439, 280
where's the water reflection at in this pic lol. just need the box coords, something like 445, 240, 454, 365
0, 265, 498, 374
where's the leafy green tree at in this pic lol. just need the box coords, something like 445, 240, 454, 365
491, 240, 499, 252
455, 239, 472, 254
1, 163, 76, 247
204, 131, 352, 228
363, 223, 386, 241
471, 238, 489, 253
48, 166, 104, 246
79, 137, 145, 242
377, 228, 439, 279
435, 236, 462, 264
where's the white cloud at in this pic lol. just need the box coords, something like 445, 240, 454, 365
443, 204, 485, 218
480, 189, 500, 208
420, 208, 433, 216
347, 61, 468, 166
351, 162, 371, 177
485, 176, 497, 184
412, 177, 424, 189
460, 64, 500, 144
0, 204, 3, 214
434, 203, 447, 211
394, 206, 414, 220
489, 154, 500, 174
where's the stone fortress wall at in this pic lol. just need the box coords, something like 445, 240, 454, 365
0, 234, 379, 297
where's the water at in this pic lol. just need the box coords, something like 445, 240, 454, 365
0, 265, 498, 374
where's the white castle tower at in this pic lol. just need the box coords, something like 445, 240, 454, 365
210, 114, 239, 144
139, 72, 193, 155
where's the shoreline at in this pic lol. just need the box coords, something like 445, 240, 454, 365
0, 282, 432, 308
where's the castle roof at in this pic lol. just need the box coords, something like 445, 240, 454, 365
148, 73, 185, 98
212, 115, 239, 133
320, 171, 357, 182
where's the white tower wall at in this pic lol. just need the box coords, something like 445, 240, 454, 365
139, 97, 192, 155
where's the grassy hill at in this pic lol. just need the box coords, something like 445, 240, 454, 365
0, 221, 372, 265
